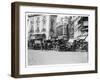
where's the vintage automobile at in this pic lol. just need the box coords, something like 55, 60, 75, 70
57, 39, 71, 51
33, 39, 42, 50
43, 40, 53, 50
71, 39, 88, 52
28, 39, 34, 49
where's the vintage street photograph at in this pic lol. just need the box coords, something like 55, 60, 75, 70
26, 13, 88, 66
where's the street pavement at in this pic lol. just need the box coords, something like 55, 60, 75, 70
28, 49, 88, 65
